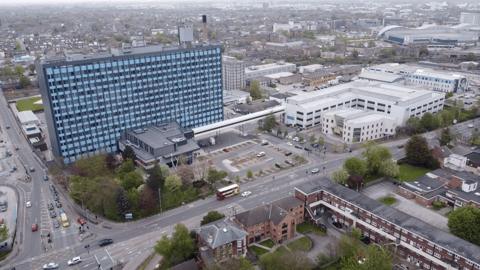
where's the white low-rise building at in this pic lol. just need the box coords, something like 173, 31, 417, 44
321, 109, 396, 143
245, 62, 296, 80
360, 63, 468, 93
285, 81, 445, 142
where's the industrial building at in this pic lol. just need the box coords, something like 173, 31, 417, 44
38, 44, 223, 163
245, 62, 296, 81
285, 80, 444, 142
360, 63, 468, 93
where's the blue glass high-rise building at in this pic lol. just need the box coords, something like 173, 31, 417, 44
37, 45, 223, 163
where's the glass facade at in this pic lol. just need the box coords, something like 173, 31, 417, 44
39, 46, 223, 163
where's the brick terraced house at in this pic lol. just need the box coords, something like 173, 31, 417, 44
234, 197, 304, 244
295, 177, 480, 270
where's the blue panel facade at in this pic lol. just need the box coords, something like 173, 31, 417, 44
38, 46, 223, 163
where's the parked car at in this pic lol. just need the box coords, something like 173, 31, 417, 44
284, 152, 292, 156
48, 203, 54, 210
256, 152, 266, 158
25, 201, 31, 208
42, 262, 58, 270
98, 238, 114, 247
31, 223, 38, 232
55, 201, 62, 208
77, 218, 87, 225
5, 125, 10, 129
49, 210, 57, 218
311, 168, 320, 174
43, 175, 49, 181
29, 167, 35, 172
285, 160, 294, 166
311, 143, 319, 148
261, 140, 269, 146
67, 256, 82, 266
468, 124, 474, 128
292, 137, 299, 142
53, 220, 60, 229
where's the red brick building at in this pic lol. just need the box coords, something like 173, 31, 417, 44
295, 177, 480, 270
234, 197, 304, 245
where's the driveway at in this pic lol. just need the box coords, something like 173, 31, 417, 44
305, 233, 339, 261
362, 182, 448, 231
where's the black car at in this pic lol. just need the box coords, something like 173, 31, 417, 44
48, 203, 54, 210
55, 201, 62, 208
98, 238, 114, 247
284, 152, 292, 156
311, 143, 319, 148
49, 210, 57, 218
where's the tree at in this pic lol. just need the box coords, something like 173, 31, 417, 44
332, 169, 349, 184
420, 112, 440, 131
177, 164, 194, 185
19, 75, 31, 88
139, 186, 158, 215
347, 175, 364, 191
116, 188, 130, 216
249, 80, 262, 100
262, 114, 278, 132
146, 163, 166, 191
165, 174, 182, 191
317, 136, 325, 146
341, 245, 392, 270
440, 128, 452, 146
122, 145, 136, 161
447, 206, 480, 246
362, 143, 392, 176
405, 135, 436, 168
246, 170, 253, 179
0, 225, 8, 241
116, 159, 135, 176
154, 223, 195, 267
309, 134, 316, 144
379, 159, 399, 178
405, 117, 424, 135
28, 63, 35, 74
200, 211, 225, 225
105, 153, 117, 171
343, 157, 367, 177
260, 250, 314, 270
206, 168, 228, 184
120, 171, 143, 191
14, 65, 25, 76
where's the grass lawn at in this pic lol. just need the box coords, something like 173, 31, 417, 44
397, 164, 431, 182
259, 239, 275, 248
250, 245, 269, 256
16, 96, 43, 112
297, 222, 326, 236
286, 236, 313, 252
379, 196, 397, 206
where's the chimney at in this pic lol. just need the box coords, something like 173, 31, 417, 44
202, 15, 208, 42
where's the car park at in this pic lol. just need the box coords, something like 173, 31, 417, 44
256, 152, 266, 158
98, 238, 114, 247
311, 168, 320, 174
42, 262, 58, 270
241, 191, 252, 197
67, 256, 82, 266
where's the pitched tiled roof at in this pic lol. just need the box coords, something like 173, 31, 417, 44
235, 197, 302, 227
197, 219, 247, 249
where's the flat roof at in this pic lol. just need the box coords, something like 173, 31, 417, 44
264, 72, 294, 79
17, 110, 39, 124
245, 62, 296, 73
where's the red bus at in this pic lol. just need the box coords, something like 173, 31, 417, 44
216, 184, 240, 200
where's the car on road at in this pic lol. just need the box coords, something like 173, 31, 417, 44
42, 262, 58, 270
55, 201, 62, 208
256, 152, 266, 158
311, 168, 320, 174
468, 124, 474, 128
43, 175, 49, 181
53, 219, 60, 228
286, 142, 293, 146
397, 144, 404, 149
53, 194, 59, 202
29, 167, 35, 172
98, 238, 114, 247
48, 203, 54, 210
31, 223, 38, 232
49, 210, 57, 218
311, 143, 319, 148
67, 256, 82, 266
77, 218, 87, 225
25, 201, 31, 208
5, 125, 10, 129
241, 191, 252, 197
261, 140, 269, 146
284, 152, 292, 156
292, 137, 299, 142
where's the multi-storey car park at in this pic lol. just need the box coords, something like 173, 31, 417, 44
295, 178, 480, 270
37, 45, 223, 163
